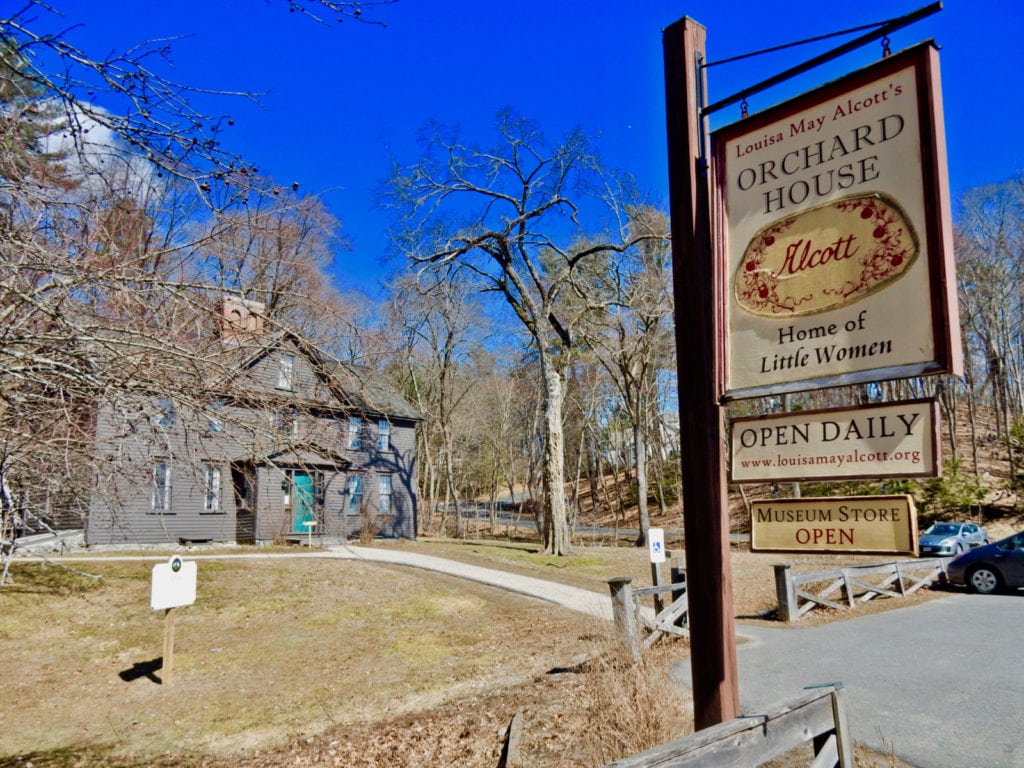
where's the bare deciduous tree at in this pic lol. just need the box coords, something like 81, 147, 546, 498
0, 2, 382, 580
387, 270, 488, 536
384, 110, 650, 555
582, 207, 673, 546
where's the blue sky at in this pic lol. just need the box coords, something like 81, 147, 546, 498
43, 1, 1024, 297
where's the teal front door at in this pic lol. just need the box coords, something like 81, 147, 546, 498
291, 472, 316, 534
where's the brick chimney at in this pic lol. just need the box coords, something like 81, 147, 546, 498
219, 296, 265, 342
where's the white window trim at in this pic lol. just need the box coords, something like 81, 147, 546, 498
347, 417, 362, 450
348, 474, 363, 512
377, 419, 391, 451
277, 353, 295, 390
206, 400, 225, 433
152, 462, 172, 512
276, 408, 299, 437
155, 398, 176, 427
378, 475, 392, 514
204, 464, 222, 513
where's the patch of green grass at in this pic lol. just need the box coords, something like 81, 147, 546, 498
462, 543, 607, 571
2, 562, 106, 596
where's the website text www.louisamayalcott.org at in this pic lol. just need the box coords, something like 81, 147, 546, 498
738, 447, 921, 471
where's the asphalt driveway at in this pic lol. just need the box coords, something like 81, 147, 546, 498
722, 591, 1024, 768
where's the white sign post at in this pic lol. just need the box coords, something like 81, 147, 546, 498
150, 556, 197, 685
647, 527, 668, 612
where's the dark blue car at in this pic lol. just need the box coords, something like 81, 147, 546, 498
946, 531, 1024, 594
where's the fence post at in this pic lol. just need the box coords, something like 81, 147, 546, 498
608, 577, 641, 661
831, 686, 854, 767
841, 569, 856, 608
651, 560, 665, 614
670, 555, 687, 628
774, 564, 797, 623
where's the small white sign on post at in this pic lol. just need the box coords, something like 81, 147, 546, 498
150, 556, 197, 610
649, 527, 666, 564
150, 555, 196, 686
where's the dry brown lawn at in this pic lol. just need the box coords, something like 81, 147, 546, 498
0, 535, 952, 767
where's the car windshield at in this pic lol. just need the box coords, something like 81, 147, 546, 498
927, 524, 959, 535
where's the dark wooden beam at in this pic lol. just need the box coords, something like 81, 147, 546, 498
662, 16, 739, 729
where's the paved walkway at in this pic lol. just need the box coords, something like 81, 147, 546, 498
327, 544, 616, 620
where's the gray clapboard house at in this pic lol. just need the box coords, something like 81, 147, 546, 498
86, 299, 421, 545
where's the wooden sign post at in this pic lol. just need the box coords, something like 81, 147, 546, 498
163, 608, 177, 686
663, 17, 739, 729
663, 5, 947, 730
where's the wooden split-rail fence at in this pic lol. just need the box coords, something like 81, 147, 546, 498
595, 556, 949, 766
602, 684, 852, 767
607, 555, 689, 660
774, 557, 949, 622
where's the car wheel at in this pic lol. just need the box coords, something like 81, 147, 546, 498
967, 565, 1003, 595
955, 543, 965, 554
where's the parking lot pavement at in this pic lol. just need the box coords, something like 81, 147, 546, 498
723, 592, 1024, 768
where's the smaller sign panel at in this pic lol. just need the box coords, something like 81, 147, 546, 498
648, 528, 666, 563
151, 556, 197, 610
730, 398, 939, 483
750, 495, 918, 554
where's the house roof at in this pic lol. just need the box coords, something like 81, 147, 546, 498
220, 329, 423, 422
326, 362, 423, 422
265, 442, 353, 469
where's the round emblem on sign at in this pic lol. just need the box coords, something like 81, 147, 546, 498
734, 193, 919, 318
170, 556, 183, 573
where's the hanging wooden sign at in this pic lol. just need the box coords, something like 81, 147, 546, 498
712, 43, 961, 399
750, 494, 918, 554
730, 398, 939, 483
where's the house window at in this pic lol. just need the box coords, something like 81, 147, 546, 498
275, 408, 298, 436
155, 398, 176, 427
378, 475, 392, 514
347, 417, 362, 449
278, 353, 295, 390
377, 419, 391, 451
204, 464, 222, 512
152, 462, 172, 512
206, 400, 225, 433
347, 474, 363, 512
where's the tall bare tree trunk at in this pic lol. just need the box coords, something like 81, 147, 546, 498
633, 420, 651, 547
541, 361, 572, 555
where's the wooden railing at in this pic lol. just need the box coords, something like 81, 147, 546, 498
603, 684, 852, 767
608, 576, 688, 659
774, 558, 949, 622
